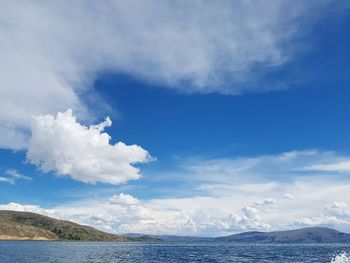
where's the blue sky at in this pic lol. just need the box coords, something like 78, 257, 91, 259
1, 1, 350, 236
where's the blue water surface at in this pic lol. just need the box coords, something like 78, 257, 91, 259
0, 241, 349, 262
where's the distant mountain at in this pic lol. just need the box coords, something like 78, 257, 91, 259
124, 233, 213, 242
215, 227, 350, 243
124, 227, 350, 243
0, 210, 159, 242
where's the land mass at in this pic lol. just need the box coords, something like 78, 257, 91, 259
124, 233, 213, 242
215, 227, 350, 243
0, 210, 158, 242
126, 227, 350, 243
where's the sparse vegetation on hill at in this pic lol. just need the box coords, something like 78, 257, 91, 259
0, 210, 158, 242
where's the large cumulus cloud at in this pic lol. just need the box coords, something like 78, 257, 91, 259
27, 110, 151, 184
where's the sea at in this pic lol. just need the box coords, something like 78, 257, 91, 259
0, 241, 350, 262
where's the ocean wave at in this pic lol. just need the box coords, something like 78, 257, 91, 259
331, 252, 350, 263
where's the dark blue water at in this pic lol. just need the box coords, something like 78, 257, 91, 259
0, 241, 349, 262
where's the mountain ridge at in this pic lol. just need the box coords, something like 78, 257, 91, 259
0, 210, 158, 242
214, 227, 350, 243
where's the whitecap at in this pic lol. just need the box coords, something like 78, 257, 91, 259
331, 252, 350, 263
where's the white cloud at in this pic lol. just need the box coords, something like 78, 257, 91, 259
291, 201, 350, 229
109, 193, 140, 206
326, 201, 348, 210
0, 0, 345, 149
283, 193, 296, 200
173, 150, 343, 192
253, 198, 277, 207
324, 201, 350, 219
238, 206, 271, 230
0, 169, 31, 184
291, 216, 348, 228
26, 110, 151, 184
305, 161, 350, 173
0, 202, 56, 218
0, 125, 29, 150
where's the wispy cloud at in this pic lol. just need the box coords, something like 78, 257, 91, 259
304, 161, 350, 173
148, 150, 348, 198
0, 169, 31, 184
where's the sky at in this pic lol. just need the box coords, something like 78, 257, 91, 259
0, 0, 350, 236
